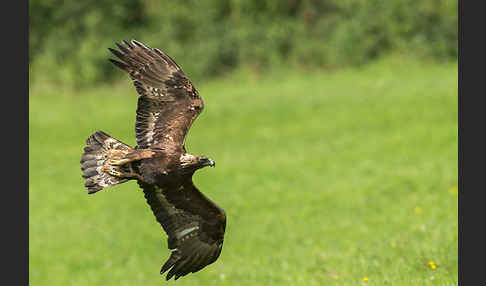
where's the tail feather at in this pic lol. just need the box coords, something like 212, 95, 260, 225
80, 131, 134, 194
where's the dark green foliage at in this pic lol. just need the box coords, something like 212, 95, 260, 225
30, 0, 150, 88
30, 0, 457, 88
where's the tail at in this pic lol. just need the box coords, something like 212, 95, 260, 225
80, 131, 134, 194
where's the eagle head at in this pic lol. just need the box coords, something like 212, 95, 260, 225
179, 153, 215, 170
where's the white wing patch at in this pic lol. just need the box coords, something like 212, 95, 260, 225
136, 110, 160, 147
176, 226, 199, 240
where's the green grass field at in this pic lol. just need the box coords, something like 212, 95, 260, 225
30, 57, 458, 286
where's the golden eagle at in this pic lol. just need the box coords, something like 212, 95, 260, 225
80, 40, 226, 281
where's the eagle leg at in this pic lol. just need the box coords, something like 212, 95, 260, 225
103, 165, 144, 181
108, 158, 133, 166
108, 149, 154, 166
100, 149, 153, 182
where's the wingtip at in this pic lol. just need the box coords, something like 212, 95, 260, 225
108, 58, 130, 72
160, 261, 174, 276
108, 47, 124, 59
123, 39, 135, 48
131, 39, 146, 48
162, 260, 179, 281
165, 273, 174, 281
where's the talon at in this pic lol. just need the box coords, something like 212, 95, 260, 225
108, 167, 123, 177
102, 165, 143, 180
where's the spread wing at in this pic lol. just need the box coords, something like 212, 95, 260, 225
109, 40, 204, 150
139, 179, 226, 281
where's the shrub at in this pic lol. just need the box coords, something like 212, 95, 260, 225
29, 0, 457, 89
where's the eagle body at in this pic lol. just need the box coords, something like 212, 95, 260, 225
80, 40, 226, 281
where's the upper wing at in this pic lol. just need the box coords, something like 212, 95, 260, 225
109, 40, 204, 150
139, 179, 226, 281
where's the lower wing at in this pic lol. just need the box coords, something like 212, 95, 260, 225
139, 179, 226, 280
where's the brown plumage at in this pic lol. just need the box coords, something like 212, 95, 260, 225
80, 40, 226, 281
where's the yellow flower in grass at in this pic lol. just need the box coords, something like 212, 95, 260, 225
428, 261, 437, 269
414, 207, 422, 214
331, 274, 339, 280
391, 242, 397, 248
362, 277, 369, 283
450, 186, 458, 195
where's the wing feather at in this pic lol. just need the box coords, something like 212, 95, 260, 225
140, 180, 226, 281
109, 40, 204, 150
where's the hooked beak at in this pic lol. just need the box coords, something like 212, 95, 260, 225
201, 157, 215, 167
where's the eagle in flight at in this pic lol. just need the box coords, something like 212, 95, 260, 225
80, 40, 226, 281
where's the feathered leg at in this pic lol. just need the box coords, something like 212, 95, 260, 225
108, 149, 154, 166
104, 149, 154, 180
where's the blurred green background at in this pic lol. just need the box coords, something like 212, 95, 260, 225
29, 0, 457, 89
29, 1, 458, 285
